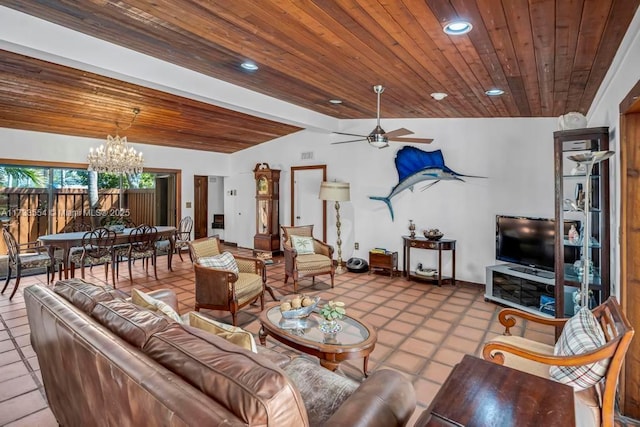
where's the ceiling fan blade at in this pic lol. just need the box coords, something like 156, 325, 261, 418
331, 138, 367, 145
333, 131, 367, 138
388, 137, 434, 144
383, 128, 414, 138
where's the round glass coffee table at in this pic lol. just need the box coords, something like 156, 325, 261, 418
258, 302, 377, 376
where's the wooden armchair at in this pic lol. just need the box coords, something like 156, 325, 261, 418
189, 236, 266, 326
281, 225, 334, 293
482, 297, 634, 427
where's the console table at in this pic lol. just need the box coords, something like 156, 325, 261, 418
415, 354, 575, 426
402, 236, 456, 285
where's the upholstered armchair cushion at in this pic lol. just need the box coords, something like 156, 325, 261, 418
198, 252, 240, 274
550, 307, 609, 389
234, 273, 264, 304
295, 253, 333, 275
291, 235, 315, 254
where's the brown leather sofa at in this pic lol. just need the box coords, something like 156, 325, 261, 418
25, 280, 416, 426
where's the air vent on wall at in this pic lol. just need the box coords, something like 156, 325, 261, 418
301, 151, 314, 160
209, 177, 217, 183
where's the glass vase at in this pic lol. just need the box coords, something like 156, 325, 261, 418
319, 319, 342, 334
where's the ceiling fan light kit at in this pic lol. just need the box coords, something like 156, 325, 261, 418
332, 85, 434, 148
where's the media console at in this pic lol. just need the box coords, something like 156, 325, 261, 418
485, 264, 571, 317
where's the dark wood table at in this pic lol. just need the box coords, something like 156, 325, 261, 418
39, 226, 176, 279
258, 303, 377, 376
403, 236, 456, 285
416, 354, 575, 427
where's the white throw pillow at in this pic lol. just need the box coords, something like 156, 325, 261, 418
198, 251, 239, 274
549, 307, 610, 390
130, 288, 183, 323
291, 235, 315, 255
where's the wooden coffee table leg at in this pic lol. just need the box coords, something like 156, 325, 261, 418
363, 356, 370, 377
258, 325, 268, 346
319, 359, 340, 372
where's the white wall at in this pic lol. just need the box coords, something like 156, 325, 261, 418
587, 6, 640, 297
229, 118, 557, 284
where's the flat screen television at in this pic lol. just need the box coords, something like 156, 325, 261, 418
495, 215, 556, 274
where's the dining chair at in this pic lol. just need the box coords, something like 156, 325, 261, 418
52, 220, 94, 280
1, 227, 56, 300
125, 224, 158, 281
69, 227, 118, 286
175, 216, 194, 261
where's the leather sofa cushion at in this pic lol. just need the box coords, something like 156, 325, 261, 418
54, 278, 125, 313
144, 323, 309, 427
92, 299, 174, 348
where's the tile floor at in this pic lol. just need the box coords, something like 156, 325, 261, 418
0, 246, 559, 426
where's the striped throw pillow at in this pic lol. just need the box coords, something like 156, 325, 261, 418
549, 307, 610, 390
198, 252, 239, 274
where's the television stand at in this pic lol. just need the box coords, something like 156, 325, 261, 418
485, 264, 557, 317
508, 266, 554, 279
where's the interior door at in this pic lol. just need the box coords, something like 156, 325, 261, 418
194, 175, 208, 239
291, 165, 326, 242
620, 81, 640, 418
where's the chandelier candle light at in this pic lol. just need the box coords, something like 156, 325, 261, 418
567, 150, 614, 310
87, 108, 144, 175
319, 181, 350, 274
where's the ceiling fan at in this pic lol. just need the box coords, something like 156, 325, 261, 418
332, 85, 434, 149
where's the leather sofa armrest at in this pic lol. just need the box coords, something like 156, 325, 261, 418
325, 369, 416, 427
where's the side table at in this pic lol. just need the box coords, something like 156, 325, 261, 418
369, 250, 398, 277
403, 236, 456, 286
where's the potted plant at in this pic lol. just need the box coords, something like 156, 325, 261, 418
319, 300, 346, 334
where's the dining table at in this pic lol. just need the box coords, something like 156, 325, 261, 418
38, 226, 177, 279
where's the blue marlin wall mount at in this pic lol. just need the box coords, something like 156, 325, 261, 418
369, 146, 484, 220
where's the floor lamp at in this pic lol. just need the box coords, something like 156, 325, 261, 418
567, 150, 614, 310
319, 181, 350, 274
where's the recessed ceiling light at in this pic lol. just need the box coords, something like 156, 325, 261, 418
430, 92, 448, 101
443, 20, 473, 35
329, 99, 343, 104
485, 88, 505, 96
240, 61, 259, 71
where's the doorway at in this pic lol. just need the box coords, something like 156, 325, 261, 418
155, 174, 176, 226
290, 165, 327, 242
620, 79, 640, 418
194, 175, 208, 239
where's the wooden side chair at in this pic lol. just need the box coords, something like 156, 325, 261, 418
281, 225, 334, 292
175, 216, 194, 261
189, 236, 266, 326
69, 227, 118, 287
1, 227, 55, 300
125, 224, 158, 281
482, 297, 634, 427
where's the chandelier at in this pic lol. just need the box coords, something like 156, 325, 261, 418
87, 108, 144, 175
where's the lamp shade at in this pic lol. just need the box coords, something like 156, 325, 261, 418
319, 181, 350, 202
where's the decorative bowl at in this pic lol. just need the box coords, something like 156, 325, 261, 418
280, 296, 320, 319
423, 229, 444, 240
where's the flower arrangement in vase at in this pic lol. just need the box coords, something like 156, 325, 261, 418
319, 301, 346, 334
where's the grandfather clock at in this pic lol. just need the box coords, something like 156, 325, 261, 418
253, 163, 281, 255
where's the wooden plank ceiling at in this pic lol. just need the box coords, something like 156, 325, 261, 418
1, 0, 638, 153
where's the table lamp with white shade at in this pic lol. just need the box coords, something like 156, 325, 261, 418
319, 181, 350, 274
